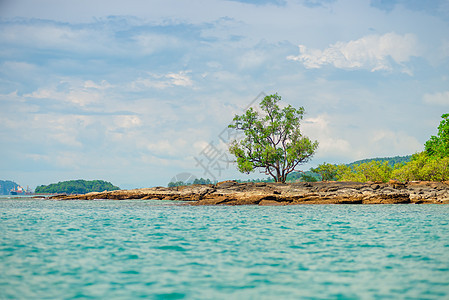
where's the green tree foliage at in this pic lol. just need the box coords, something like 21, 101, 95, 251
168, 178, 213, 187
299, 172, 319, 182
168, 181, 186, 187
425, 113, 449, 158
285, 170, 320, 182
313, 153, 449, 183
311, 162, 339, 181
235, 178, 274, 183
392, 152, 449, 181
390, 114, 449, 182
304, 115, 449, 182
35, 180, 120, 194
337, 161, 393, 183
312, 161, 396, 183
193, 178, 213, 185
228, 93, 319, 183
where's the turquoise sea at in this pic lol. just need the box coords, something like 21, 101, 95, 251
1, 196, 448, 299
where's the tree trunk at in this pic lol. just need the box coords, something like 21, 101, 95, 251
275, 168, 282, 182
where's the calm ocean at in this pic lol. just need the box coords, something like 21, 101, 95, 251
1, 196, 448, 299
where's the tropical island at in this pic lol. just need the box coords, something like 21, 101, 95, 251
50, 94, 449, 205
36, 180, 120, 194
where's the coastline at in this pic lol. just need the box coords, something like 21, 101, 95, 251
48, 181, 449, 205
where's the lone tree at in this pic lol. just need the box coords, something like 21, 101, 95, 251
228, 93, 318, 183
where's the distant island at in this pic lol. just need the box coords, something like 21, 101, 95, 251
35, 180, 120, 194
0, 180, 20, 195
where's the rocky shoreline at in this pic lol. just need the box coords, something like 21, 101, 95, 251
49, 181, 449, 205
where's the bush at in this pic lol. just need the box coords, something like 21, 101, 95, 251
336, 161, 393, 183
392, 152, 449, 181
300, 173, 319, 182
311, 163, 338, 181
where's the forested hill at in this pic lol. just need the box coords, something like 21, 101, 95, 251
347, 155, 412, 167
35, 180, 120, 194
0, 180, 19, 195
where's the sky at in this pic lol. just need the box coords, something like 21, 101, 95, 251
1, 0, 448, 189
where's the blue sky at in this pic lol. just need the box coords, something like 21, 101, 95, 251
1, 0, 448, 189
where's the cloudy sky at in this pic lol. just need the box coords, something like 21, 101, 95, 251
1, 0, 448, 189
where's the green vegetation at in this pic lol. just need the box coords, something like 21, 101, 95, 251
392, 152, 449, 181
334, 161, 394, 183
311, 159, 402, 183
168, 178, 213, 187
296, 171, 320, 182
171, 114, 447, 185
325, 153, 449, 183
228, 156, 411, 183
228, 93, 318, 183
284, 170, 319, 182
425, 113, 449, 158
310, 114, 449, 183
311, 163, 339, 181
236, 178, 271, 183
309, 157, 411, 182
35, 180, 120, 194
347, 155, 411, 168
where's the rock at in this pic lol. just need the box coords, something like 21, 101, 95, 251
370, 184, 381, 190
258, 200, 288, 206
215, 180, 238, 188
48, 181, 449, 205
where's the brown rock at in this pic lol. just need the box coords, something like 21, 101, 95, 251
259, 200, 288, 206
47, 181, 449, 205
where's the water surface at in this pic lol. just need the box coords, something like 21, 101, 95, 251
1, 197, 448, 299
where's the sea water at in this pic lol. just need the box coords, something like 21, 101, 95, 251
0, 196, 448, 299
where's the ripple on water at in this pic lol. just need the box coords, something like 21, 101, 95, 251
0, 198, 448, 299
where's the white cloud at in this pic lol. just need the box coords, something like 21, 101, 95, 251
130, 71, 193, 90
29, 114, 84, 148
237, 49, 267, 69
441, 40, 449, 58
145, 138, 189, 157
26, 87, 100, 107
132, 33, 180, 55
302, 114, 423, 163
24, 79, 114, 107
166, 71, 193, 87
302, 115, 352, 159
369, 129, 422, 156
1, 61, 37, 73
114, 115, 142, 129
287, 32, 419, 72
0, 22, 111, 54
423, 91, 449, 106
1, 2, 448, 188
83, 80, 113, 90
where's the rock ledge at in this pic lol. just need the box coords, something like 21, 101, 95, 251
49, 181, 449, 205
